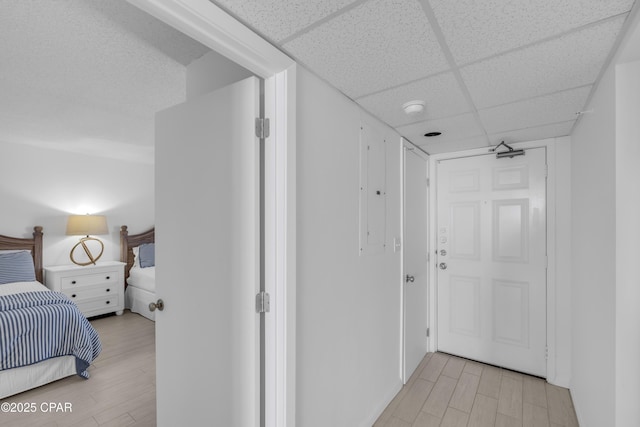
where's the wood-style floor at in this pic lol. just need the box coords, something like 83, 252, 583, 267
1, 314, 580, 427
374, 352, 579, 427
0, 311, 156, 427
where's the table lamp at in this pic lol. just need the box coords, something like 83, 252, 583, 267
66, 214, 108, 266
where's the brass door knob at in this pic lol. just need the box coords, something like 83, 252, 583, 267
149, 299, 164, 312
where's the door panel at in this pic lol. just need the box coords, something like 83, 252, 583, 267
449, 275, 480, 337
436, 148, 546, 377
450, 202, 480, 259
402, 145, 429, 382
493, 199, 529, 262
155, 77, 260, 426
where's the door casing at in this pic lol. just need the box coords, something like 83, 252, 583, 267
428, 140, 560, 383
434, 147, 547, 376
127, 1, 297, 426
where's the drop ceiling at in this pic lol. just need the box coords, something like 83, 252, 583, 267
0, 1, 209, 162
212, 0, 637, 153
0, 1, 637, 158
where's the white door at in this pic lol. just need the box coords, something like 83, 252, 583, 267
403, 143, 429, 382
155, 77, 260, 426
436, 148, 547, 377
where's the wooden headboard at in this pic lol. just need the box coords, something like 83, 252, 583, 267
119, 225, 155, 283
0, 226, 44, 283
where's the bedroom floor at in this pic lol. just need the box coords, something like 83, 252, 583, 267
374, 352, 579, 427
0, 310, 156, 427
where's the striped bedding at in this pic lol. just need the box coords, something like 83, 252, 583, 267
0, 289, 101, 378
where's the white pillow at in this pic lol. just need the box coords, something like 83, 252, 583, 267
132, 246, 140, 269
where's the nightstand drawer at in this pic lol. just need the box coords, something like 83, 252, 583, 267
63, 285, 118, 302
75, 296, 119, 314
59, 271, 118, 289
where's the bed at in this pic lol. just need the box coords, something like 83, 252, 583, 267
0, 226, 102, 399
120, 225, 155, 321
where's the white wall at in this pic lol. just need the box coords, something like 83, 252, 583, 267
296, 67, 403, 427
570, 64, 617, 426
614, 59, 640, 427
0, 140, 154, 266
570, 8, 640, 426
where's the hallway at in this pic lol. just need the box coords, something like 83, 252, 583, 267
375, 352, 579, 427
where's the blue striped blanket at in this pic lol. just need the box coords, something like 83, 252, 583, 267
0, 290, 102, 378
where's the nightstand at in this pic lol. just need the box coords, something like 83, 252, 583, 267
44, 261, 125, 318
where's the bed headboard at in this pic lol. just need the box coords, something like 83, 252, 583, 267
120, 225, 155, 283
0, 226, 44, 283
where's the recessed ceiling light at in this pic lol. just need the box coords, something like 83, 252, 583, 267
424, 132, 442, 137
402, 100, 425, 115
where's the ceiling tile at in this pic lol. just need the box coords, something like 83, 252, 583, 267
0, 1, 188, 120
460, 15, 626, 108
211, 0, 361, 42
421, 135, 490, 155
478, 86, 592, 134
85, 1, 210, 65
488, 121, 575, 146
429, 0, 635, 64
283, 0, 449, 99
356, 72, 471, 127
0, 1, 185, 120
397, 112, 485, 148
0, 0, 201, 154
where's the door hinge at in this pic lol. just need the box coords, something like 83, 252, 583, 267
545, 346, 549, 360
256, 291, 270, 313
255, 118, 270, 139
426, 328, 430, 337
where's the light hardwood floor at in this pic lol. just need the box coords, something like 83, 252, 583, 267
0, 311, 156, 427
374, 352, 579, 427
1, 316, 580, 427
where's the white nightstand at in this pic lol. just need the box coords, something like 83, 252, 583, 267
44, 261, 125, 318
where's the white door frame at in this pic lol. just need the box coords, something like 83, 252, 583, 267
428, 139, 558, 383
127, 1, 297, 425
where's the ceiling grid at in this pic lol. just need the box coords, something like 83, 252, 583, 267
2, 0, 637, 155
212, 0, 636, 152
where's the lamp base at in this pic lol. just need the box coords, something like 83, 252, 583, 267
70, 237, 104, 266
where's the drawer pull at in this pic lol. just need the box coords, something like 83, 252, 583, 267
71, 280, 77, 284
71, 294, 76, 298
106, 301, 110, 305
106, 288, 110, 292
105, 276, 110, 280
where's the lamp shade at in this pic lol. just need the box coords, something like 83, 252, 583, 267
66, 215, 108, 236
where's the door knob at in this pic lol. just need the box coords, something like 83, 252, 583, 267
149, 299, 164, 312
439, 263, 447, 270
405, 274, 415, 283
